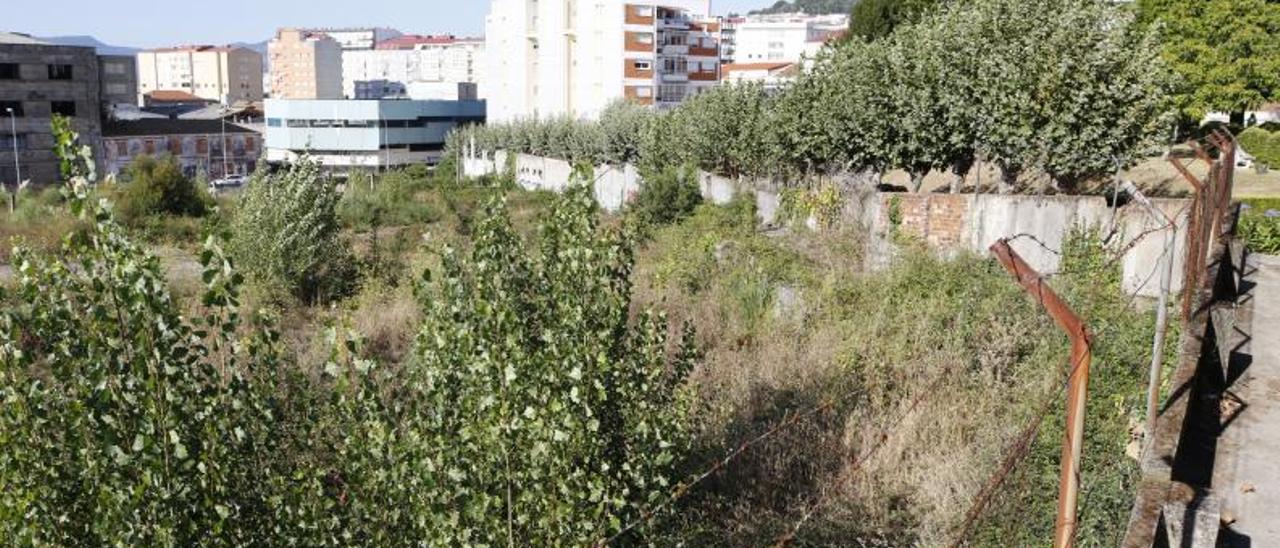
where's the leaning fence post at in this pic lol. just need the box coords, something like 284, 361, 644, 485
990, 239, 1092, 548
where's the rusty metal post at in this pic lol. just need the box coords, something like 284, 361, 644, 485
990, 239, 1092, 548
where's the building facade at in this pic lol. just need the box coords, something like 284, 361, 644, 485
137, 45, 264, 104
98, 54, 137, 114
301, 27, 403, 51
264, 98, 485, 170
1, 32, 103, 185
723, 13, 847, 65
269, 29, 345, 100
102, 119, 261, 179
484, 0, 721, 122
342, 36, 487, 100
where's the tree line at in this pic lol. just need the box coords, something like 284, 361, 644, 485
458, 0, 1175, 194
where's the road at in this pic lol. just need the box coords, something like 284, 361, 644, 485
1215, 253, 1280, 546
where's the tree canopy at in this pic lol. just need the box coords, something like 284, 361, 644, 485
1139, 0, 1280, 121
848, 0, 945, 42
750, 0, 856, 15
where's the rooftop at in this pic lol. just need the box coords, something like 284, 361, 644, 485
724, 62, 796, 73
145, 90, 216, 104
376, 35, 478, 50
103, 118, 259, 138
144, 44, 239, 53
0, 32, 52, 45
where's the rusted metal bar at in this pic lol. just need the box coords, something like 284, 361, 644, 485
1169, 157, 1204, 191
990, 239, 1092, 548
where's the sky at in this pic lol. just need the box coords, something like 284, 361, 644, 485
7, 0, 776, 48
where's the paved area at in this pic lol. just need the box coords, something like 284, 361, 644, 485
1215, 254, 1280, 545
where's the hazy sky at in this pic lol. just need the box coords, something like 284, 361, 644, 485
7, 0, 776, 48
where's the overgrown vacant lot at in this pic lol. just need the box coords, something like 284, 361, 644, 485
627, 198, 1161, 545
0, 159, 1164, 545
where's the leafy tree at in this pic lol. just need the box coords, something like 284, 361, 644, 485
405, 181, 697, 544
0, 120, 284, 545
598, 99, 654, 165
631, 165, 704, 228
229, 157, 354, 303
751, 0, 856, 15
114, 154, 210, 223
848, 0, 945, 42
1139, 0, 1280, 123
669, 82, 772, 177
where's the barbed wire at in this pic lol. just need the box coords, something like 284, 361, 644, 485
770, 362, 955, 547
593, 400, 835, 547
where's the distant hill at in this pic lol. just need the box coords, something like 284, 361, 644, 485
38, 35, 139, 56
749, 0, 856, 15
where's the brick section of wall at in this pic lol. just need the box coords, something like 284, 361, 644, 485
624, 86, 654, 105
624, 32, 655, 53
882, 193, 971, 247
624, 4, 655, 25
623, 59, 654, 79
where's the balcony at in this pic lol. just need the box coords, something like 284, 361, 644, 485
660, 43, 688, 55
660, 71, 688, 83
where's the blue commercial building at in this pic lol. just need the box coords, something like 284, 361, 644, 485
264, 98, 484, 171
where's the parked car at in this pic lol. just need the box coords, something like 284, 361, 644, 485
210, 174, 247, 190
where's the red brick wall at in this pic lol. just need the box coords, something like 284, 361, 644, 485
882, 194, 970, 247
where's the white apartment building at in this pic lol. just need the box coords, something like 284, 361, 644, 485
484, 0, 722, 122
269, 29, 344, 100
341, 37, 487, 100
302, 27, 403, 51
136, 45, 264, 104
721, 13, 847, 65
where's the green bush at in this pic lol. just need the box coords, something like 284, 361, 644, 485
230, 157, 355, 304
1239, 127, 1280, 167
1240, 198, 1280, 254
337, 168, 443, 230
112, 154, 211, 223
630, 165, 703, 229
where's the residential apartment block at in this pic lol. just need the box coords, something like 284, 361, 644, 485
264, 98, 485, 170
1, 32, 104, 185
269, 29, 344, 100
302, 27, 403, 51
342, 36, 487, 100
484, 0, 721, 122
137, 45, 264, 104
721, 13, 847, 65
98, 55, 137, 113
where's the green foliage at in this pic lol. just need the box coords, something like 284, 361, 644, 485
112, 154, 211, 223
630, 165, 703, 228
1239, 198, 1280, 255
229, 157, 355, 303
50, 114, 95, 183
665, 82, 773, 177
598, 99, 654, 165
337, 167, 444, 230
1239, 127, 1280, 168
972, 227, 1164, 546
848, 0, 945, 42
1139, 0, 1280, 121
750, 0, 855, 15
0, 154, 285, 544
395, 183, 696, 544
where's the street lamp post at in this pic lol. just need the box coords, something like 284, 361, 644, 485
220, 106, 230, 178
6, 107, 19, 213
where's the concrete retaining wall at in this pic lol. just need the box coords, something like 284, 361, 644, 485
462, 149, 1189, 297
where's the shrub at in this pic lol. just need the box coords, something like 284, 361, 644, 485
337, 167, 444, 230
0, 143, 285, 545
230, 157, 355, 304
1239, 198, 1280, 254
1239, 126, 1280, 167
113, 154, 211, 223
630, 165, 703, 229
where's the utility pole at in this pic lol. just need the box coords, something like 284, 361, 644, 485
1122, 181, 1178, 446
6, 107, 19, 213
220, 105, 230, 178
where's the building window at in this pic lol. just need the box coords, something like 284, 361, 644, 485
115, 140, 127, 155
636, 86, 653, 98
635, 60, 651, 71
267, 118, 283, 127
103, 62, 126, 75
0, 134, 26, 151
51, 101, 77, 117
105, 83, 128, 95
637, 33, 653, 44
0, 101, 23, 117
0, 63, 19, 80
636, 6, 653, 17
47, 64, 73, 80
